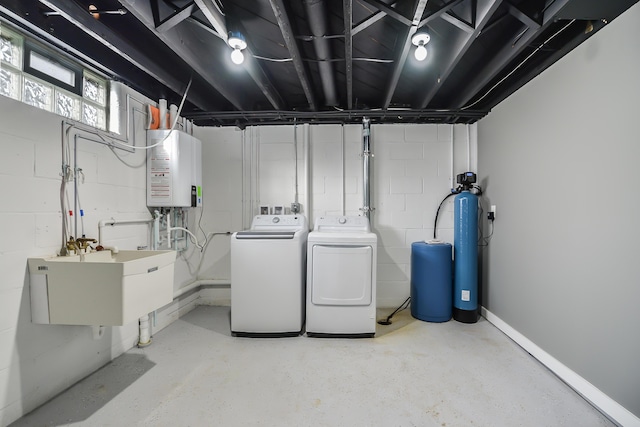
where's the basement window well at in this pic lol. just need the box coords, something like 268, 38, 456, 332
0, 23, 108, 130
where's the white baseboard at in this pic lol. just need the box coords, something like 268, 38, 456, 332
481, 307, 640, 427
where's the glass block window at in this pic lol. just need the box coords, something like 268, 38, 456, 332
0, 27, 22, 69
0, 67, 21, 99
55, 90, 81, 120
0, 23, 108, 130
82, 102, 105, 129
23, 76, 52, 110
83, 73, 106, 105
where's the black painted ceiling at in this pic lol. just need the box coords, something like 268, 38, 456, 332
0, 0, 637, 126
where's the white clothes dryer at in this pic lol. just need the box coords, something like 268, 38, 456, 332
306, 216, 377, 337
231, 215, 308, 337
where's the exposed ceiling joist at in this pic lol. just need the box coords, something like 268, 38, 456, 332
343, 0, 354, 109
154, 2, 197, 32
37, 0, 215, 110
121, 0, 248, 110
6, 0, 633, 127
507, 3, 541, 29
269, 0, 318, 111
487, 19, 605, 108
420, 0, 503, 108
453, 0, 572, 108
418, 0, 465, 27
232, 20, 286, 110
352, 2, 396, 36
441, 11, 475, 32
305, 0, 337, 106
382, 0, 429, 109
193, 0, 228, 41
359, 0, 412, 26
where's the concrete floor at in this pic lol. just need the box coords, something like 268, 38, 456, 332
12, 305, 613, 427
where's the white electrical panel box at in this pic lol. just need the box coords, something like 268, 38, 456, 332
147, 129, 202, 208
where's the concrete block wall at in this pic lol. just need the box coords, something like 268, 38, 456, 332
202, 122, 475, 308
191, 126, 243, 281
0, 92, 149, 424
0, 85, 210, 425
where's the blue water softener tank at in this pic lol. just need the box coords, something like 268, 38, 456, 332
453, 189, 479, 323
411, 241, 453, 322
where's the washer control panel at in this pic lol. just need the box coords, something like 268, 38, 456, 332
251, 215, 308, 231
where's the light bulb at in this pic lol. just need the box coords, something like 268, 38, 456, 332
231, 48, 244, 65
415, 45, 427, 61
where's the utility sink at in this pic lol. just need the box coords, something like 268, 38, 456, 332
28, 250, 176, 326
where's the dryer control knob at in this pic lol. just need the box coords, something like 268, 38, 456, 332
272, 217, 280, 223
339, 217, 347, 224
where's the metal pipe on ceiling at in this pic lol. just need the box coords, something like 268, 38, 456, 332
269, 0, 318, 111
304, 0, 338, 106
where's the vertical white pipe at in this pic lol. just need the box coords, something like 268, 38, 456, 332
256, 127, 260, 214
158, 99, 167, 129
153, 210, 160, 250
293, 122, 299, 204
304, 123, 311, 226
138, 314, 151, 347
166, 211, 172, 249
241, 127, 246, 228
73, 136, 78, 238
341, 124, 345, 216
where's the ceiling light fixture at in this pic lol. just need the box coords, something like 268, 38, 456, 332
228, 32, 247, 65
411, 33, 430, 61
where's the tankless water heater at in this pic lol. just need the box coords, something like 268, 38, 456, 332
146, 129, 202, 208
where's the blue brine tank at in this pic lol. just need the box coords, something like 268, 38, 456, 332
410, 241, 452, 322
453, 190, 479, 323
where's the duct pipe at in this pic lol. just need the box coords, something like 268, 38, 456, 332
362, 117, 373, 219
303, 0, 338, 106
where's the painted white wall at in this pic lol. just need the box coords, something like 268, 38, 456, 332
0, 84, 219, 425
477, 2, 640, 421
198, 123, 475, 308
0, 91, 146, 424
191, 126, 243, 283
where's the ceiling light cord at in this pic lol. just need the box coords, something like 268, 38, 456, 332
462, 19, 576, 111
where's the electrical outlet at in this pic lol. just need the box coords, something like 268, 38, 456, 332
291, 202, 301, 214
489, 205, 496, 221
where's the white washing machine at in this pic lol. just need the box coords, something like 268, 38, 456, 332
231, 215, 308, 337
306, 216, 377, 337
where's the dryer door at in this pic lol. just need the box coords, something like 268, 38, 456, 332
310, 244, 372, 306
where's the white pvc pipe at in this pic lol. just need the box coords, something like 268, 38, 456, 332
153, 210, 160, 250
98, 217, 154, 245
166, 211, 172, 249
173, 279, 231, 299
341, 124, 345, 216
138, 314, 151, 347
